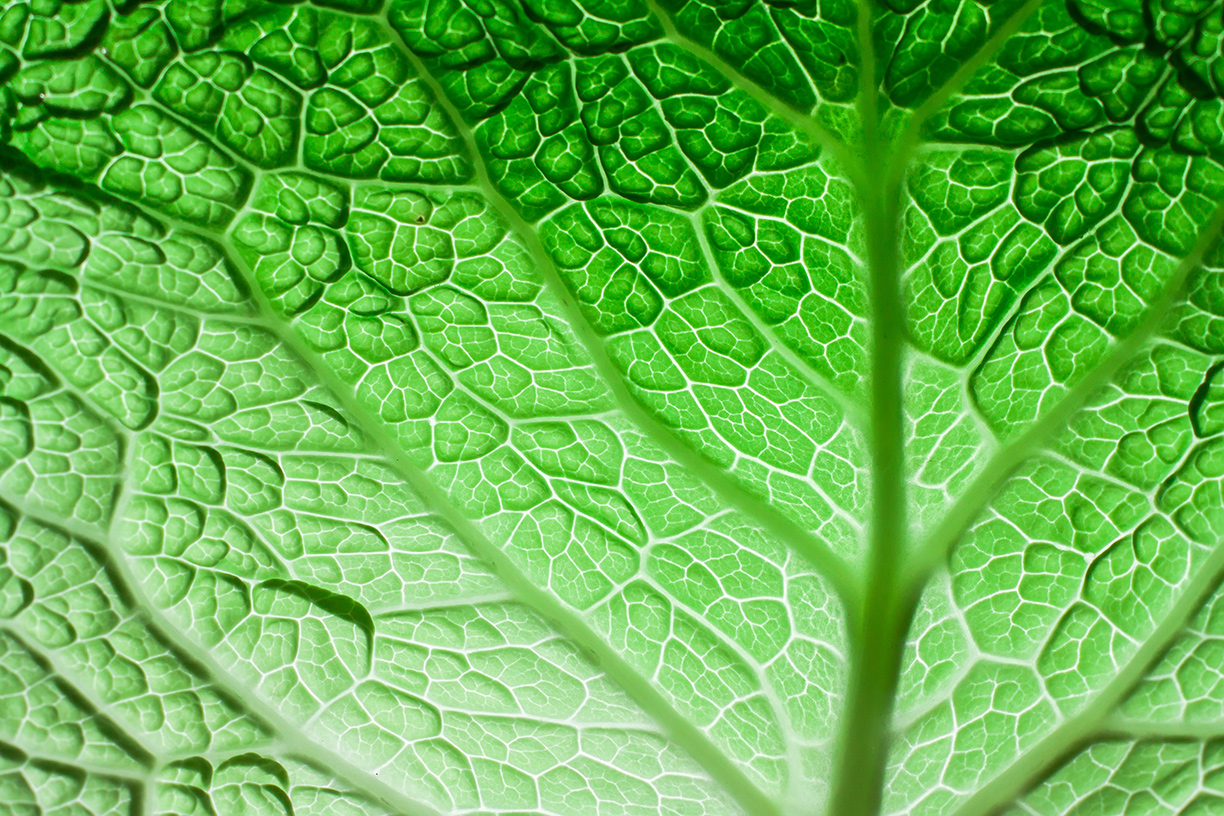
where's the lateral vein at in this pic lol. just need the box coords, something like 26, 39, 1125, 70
910, 202, 1224, 593
947, 535, 1224, 816
367, 15, 860, 606
0, 495, 444, 816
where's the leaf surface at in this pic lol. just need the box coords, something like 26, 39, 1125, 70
0, 2, 1222, 816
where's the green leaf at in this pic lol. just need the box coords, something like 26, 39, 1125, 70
0, 2, 1222, 816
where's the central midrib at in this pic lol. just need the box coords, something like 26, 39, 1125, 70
825, 3, 912, 813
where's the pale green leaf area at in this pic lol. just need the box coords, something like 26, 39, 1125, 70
0, 1, 1223, 815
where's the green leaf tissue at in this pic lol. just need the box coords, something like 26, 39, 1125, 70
1, 1, 1223, 815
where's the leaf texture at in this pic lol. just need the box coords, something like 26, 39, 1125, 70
0, 2, 1222, 816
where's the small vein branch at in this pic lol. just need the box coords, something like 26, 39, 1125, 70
641, 0, 858, 180
887, 0, 1046, 185
910, 202, 1224, 592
